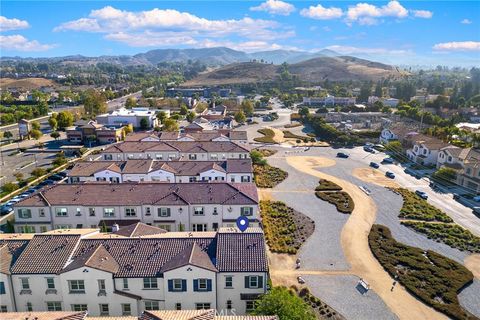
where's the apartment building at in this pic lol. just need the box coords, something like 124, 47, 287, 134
406, 136, 449, 166
100, 141, 250, 162
302, 95, 356, 106
125, 130, 248, 144
13, 182, 259, 233
68, 159, 253, 184
0, 226, 269, 316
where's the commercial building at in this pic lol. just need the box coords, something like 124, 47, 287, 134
13, 182, 259, 233
0, 226, 268, 316
68, 159, 253, 184
303, 95, 356, 107
66, 120, 124, 145
96, 108, 163, 129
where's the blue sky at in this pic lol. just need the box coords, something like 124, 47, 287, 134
0, 1, 479, 66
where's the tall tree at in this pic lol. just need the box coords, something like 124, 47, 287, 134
56, 111, 74, 129
82, 89, 107, 116
252, 287, 316, 320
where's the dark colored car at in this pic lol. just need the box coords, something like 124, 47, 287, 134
385, 171, 395, 179
57, 171, 68, 178
370, 162, 380, 169
50, 174, 64, 181
363, 146, 375, 153
0, 205, 13, 216
337, 152, 349, 158
415, 190, 428, 200
382, 157, 394, 164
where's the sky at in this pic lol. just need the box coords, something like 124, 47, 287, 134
0, 0, 479, 66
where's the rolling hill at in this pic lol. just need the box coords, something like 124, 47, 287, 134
184, 55, 404, 86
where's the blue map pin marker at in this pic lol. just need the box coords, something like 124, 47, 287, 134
236, 216, 249, 232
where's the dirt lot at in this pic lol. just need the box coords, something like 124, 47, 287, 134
352, 167, 399, 188
286, 156, 448, 320
465, 254, 480, 279
0, 78, 58, 90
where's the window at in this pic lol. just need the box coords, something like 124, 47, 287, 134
96, 177, 107, 182
71, 304, 88, 311
89, 208, 95, 216
146, 207, 151, 216
56, 208, 68, 217
226, 300, 232, 310
245, 275, 263, 289
39, 209, 45, 217
246, 301, 255, 311
122, 278, 129, 290
212, 223, 218, 231
99, 304, 109, 316
55, 224, 71, 230
98, 279, 106, 291
193, 224, 207, 232
168, 279, 186, 292
76, 208, 81, 216
189, 177, 197, 182
143, 278, 158, 289
241, 207, 253, 216
125, 208, 136, 217
196, 303, 211, 310
46, 278, 55, 289
225, 276, 233, 289
121, 304, 131, 316
194, 279, 211, 292
189, 154, 197, 160
26, 302, 32, 311
144, 301, 159, 311
0, 306, 7, 312
0, 282, 5, 294
47, 302, 62, 311
241, 176, 251, 182
213, 207, 218, 215
21, 278, 30, 290
104, 154, 113, 160
68, 280, 85, 293
155, 154, 162, 160
40, 226, 48, 233
18, 209, 31, 219
158, 224, 171, 231
193, 207, 204, 215
157, 207, 171, 217
103, 208, 115, 217
20, 226, 35, 233
175, 303, 182, 310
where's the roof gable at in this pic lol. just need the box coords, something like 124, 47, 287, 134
160, 242, 217, 273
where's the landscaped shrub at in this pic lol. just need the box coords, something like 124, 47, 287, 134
315, 191, 354, 214
260, 201, 314, 254
293, 286, 345, 320
395, 188, 453, 222
254, 128, 276, 143
253, 164, 288, 188
315, 179, 342, 191
369, 224, 475, 320
283, 130, 309, 140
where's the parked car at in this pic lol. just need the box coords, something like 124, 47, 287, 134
50, 174, 64, 181
453, 193, 461, 200
373, 144, 386, 151
382, 157, 394, 164
337, 152, 349, 158
297, 276, 306, 284
56, 171, 68, 178
369, 162, 380, 169
385, 171, 395, 179
0, 205, 13, 216
363, 146, 375, 153
415, 190, 428, 200
472, 207, 480, 217
473, 195, 480, 202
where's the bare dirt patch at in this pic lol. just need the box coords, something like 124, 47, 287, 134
0, 78, 58, 90
464, 254, 480, 279
352, 168, 399, 188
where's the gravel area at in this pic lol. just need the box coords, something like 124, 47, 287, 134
303, 274, 399, 320
458, 279, 480, 317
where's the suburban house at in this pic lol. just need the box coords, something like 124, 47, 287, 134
100, 141, 250, 162
0, 226, 269, 316
68, 159, 253, 184
96, 108, 163, 129
12, 182, 259, 233
456, 148, 480, 194
124, 130, 248, 144
436, 145, 463, 169
66, 120, 124, 145
406, 136, 449, 166
379, 124, 419, 145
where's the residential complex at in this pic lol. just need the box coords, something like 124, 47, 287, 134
303, 95, 356, 106
125, 130, 248, 144
68, 159, 253, 184
13, 182, 259, 233
0, 226, 268, 317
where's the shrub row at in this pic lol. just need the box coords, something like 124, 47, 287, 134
293, 287, 345, 320
254, 128, 276, 143
315, 179, 342, 191
395, 188, 453, 222
314, 179, 354, 214
253, 163, 288, 188
369, 224, 475, 320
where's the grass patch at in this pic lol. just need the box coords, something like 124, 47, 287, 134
395, 188, 453, 222
369, 224, 475, 320
315, 191, 354, 214
253, 163, 288, 188
294, 287, 345, 320
401, 221, 480, 253
254, 128, 276, 143
315, 179, 342, 191
254, 148, 277, 157
260, 201, 315, 254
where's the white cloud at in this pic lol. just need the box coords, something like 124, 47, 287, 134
0, 16, 29, 32
0, 34, 55, 51
326, 45, 412, 55
461, 19, 472, 24
322, 26, 332, 32
54, 6, 293, 49
433, 41, 480, 52
346, 1, 408, 25
412, 10, 433, 19
300, 4, 343, 20
250, 0, 295, 16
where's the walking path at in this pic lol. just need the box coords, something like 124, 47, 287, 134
280, 156, 448, 320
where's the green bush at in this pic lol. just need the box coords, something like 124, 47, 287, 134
254, 164, 288, 188
254, 128, 276, 143
396, 188, 453, 222
315, 179, 342, 191
315, 191, 354, 214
